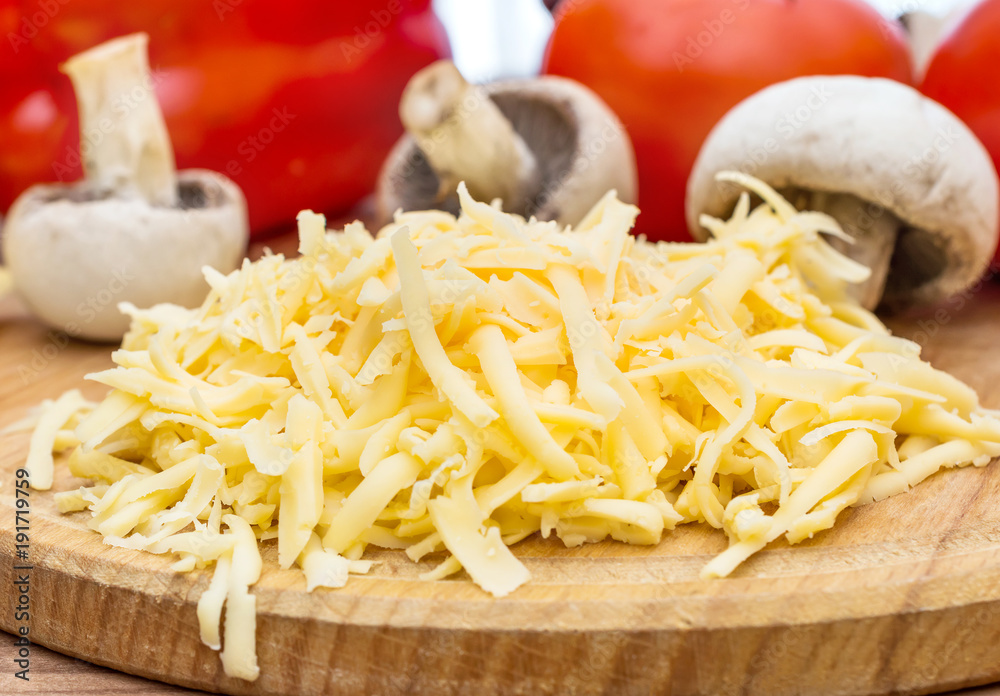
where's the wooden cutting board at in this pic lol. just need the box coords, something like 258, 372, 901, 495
2, 280, 1000, 696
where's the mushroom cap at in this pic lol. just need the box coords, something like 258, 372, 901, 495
686, 75, 1000, 309
3, 169, 248, 342
377, 75, 637, 227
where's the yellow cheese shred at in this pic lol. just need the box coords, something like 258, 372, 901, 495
26, 173, 1000, 681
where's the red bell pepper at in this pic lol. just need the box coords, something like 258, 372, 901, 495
0, 0, 450, 237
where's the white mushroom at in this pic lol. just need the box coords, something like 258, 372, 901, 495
2, 33, 248, 341
686, 75, 1000, 311
376, 60, 637, 227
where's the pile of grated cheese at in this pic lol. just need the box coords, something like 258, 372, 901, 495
26, 173, 1000, 681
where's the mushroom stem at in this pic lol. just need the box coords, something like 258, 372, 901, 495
807, 192, 900, 310
399, 60, 540, 211
61, 33, 177, 207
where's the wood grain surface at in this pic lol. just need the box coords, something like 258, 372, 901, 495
2, 274, 1000, 696
2, 642, 1000, 696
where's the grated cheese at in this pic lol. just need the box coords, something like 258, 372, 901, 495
27, 174, 1000, 680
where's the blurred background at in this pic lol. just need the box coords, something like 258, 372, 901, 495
434, 0, 973, 82
0, 0, 993, 247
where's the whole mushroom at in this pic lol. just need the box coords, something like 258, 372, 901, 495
2, 33, 248, 341
376, 60, 637, 228
686, 75, 1000, 312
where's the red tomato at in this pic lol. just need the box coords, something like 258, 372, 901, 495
921, 0, 1000, 265
543, 0, 913, 241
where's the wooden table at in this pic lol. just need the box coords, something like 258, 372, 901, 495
1, 636, 999, 695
